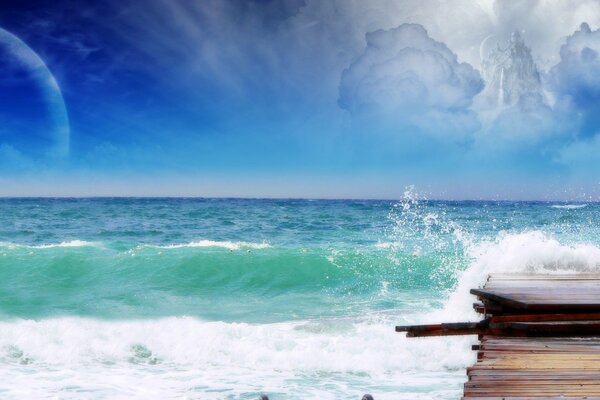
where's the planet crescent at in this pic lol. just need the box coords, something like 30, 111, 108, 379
479, 34, 497, 62
0, 26, 70, 158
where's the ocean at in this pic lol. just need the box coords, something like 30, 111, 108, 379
0, 195, 598, 399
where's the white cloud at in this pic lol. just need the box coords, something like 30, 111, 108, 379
338, 23, 483, 139
549, 23, 600, 108
542, 22, 600, 144
491, 1, 600, 70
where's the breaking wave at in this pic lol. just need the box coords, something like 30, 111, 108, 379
154, 240, 271, 250
550, 204, 588, 209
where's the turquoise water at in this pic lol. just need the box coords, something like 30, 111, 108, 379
0, 197, 599, 399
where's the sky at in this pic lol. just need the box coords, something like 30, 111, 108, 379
1, 0, 600, 199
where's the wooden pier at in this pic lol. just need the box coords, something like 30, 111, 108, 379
397, 274, 600, 399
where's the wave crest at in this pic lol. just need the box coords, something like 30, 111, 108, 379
440, 230, 600, 321
550, 204, 588, 209
32, 240, 95, 249
0, 240, 95, 249
155, 240, 271, 250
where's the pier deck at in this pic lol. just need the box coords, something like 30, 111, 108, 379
397, 274, 600, 399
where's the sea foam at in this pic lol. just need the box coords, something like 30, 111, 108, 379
550, 204, 588, 209
438, 230, 600, 322
156, 240, 271, 250
0, 315, 468, 399
0, 240, 96, 249
31, 240, 96, 249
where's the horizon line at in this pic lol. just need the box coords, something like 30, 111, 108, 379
0, 195, 594, 203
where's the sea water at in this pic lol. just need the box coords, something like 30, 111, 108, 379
0, 195, 599, 399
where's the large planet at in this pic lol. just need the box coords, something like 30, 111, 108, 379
0, 26, 69, 159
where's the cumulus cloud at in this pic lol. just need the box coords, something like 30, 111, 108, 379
548, 22, 600, 137
549, 22, 600, 101
338, 23, 483, 139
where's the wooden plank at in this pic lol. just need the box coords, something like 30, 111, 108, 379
399, 273, 600, 398
466, 335, 600, 397
497, 320, 600, 335
473, 276, 600, 396
490, 313, 600, 323
488, 273, 600, 278
470, 288, 528, 309
464, 397, 600, 400
471, 288, 600, 312
396, 321, 488, 336
398, 320, 600, 338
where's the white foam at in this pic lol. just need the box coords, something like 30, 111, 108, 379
157, 240, 271, 251
0, 240, 96, 249
550, 204, 588, 209
31, 240, 95, 249
436, 230, 600, 322
0, 316, 467, 399
0, 240, 271, 252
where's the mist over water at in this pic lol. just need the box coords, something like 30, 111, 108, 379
1, 196, 599, 399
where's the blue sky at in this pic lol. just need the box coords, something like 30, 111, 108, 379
1, 0, 600, 199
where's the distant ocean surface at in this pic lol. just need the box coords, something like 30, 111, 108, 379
0, 196, 599, 399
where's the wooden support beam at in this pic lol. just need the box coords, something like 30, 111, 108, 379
396, 321, 490, 337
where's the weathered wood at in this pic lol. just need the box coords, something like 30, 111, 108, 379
462, 398, 600, 400
397, 273, 600, 398
396, 321, 489, 337
470, 288, 529, 310
473, 302, 486, 314
467, 275, 600, 398
490, 312, 600, 323
398, 319, 600, 337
